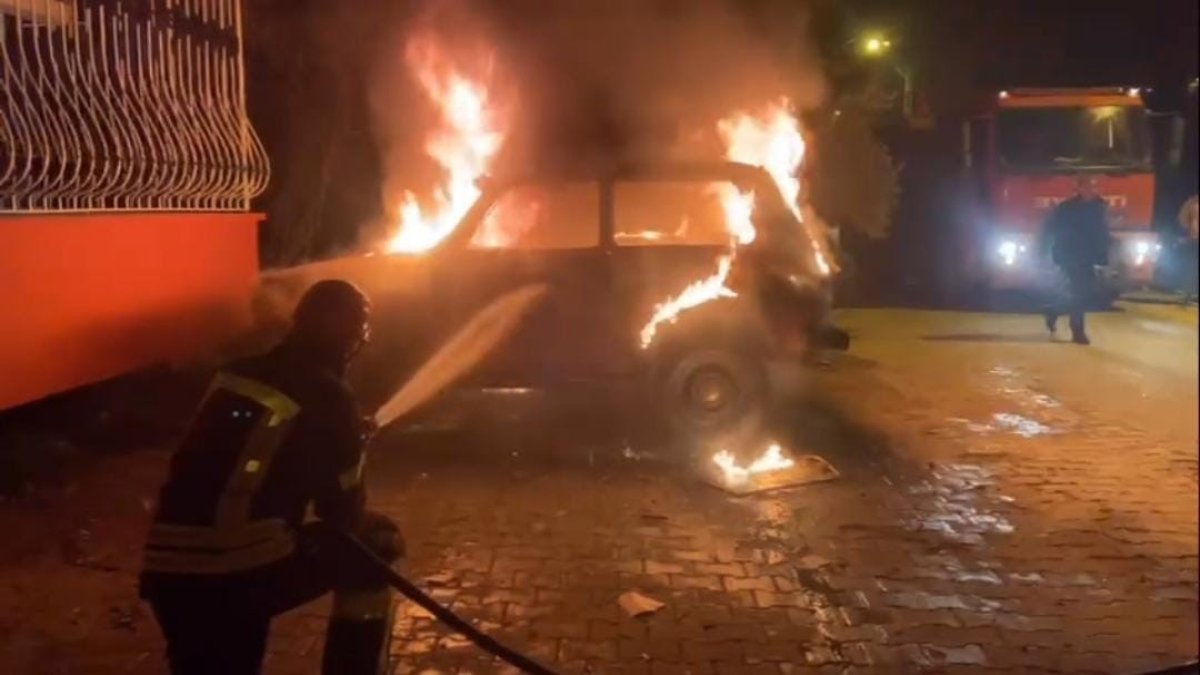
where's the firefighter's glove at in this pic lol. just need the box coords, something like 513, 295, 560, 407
356, 510, 405, 562
360, 416, 379, 444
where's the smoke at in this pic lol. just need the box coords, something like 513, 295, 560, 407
497, 0, 828, 147
363, 0, 829, 230
363, 0, 514, 244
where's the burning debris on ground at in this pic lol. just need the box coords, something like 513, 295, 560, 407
710, 442, 842, 495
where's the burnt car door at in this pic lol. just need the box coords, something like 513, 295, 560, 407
608, 176, 746, 359
426, 179, 619, 387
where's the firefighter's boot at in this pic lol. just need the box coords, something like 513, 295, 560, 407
322, 585, 395, 675
321, 513, 404, 675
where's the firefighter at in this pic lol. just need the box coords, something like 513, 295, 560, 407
1178, 195, 1198, 305
1041, 175, 1112, 345
139, 279, 402, 675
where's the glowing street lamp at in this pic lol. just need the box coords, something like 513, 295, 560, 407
856, 32, 912, 117
860, 33, 892, 57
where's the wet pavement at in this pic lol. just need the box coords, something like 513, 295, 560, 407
0, 307, 1196, 674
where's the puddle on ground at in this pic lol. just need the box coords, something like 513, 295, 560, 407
949, 412, 1057, 438
991, 412, 1056, 437
905, 463, 1016, 540
996, 386, 1062, 409
986, 362, 1079, 426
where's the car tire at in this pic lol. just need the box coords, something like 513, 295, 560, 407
652, 344, 770, 456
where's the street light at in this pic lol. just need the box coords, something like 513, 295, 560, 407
859, 33, 892, 57
856, 32, 911, 118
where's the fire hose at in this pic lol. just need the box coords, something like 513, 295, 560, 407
338, 533, 561, 675
351, 285, 563, 672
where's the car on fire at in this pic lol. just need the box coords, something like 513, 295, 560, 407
393, 158, 847, 451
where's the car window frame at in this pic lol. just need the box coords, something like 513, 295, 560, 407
611, 176, 755, 249
455, 179, 606, 253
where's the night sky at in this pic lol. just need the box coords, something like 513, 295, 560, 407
844, 0, 1198, 110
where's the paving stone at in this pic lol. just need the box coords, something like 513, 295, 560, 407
681, 641, 745, 663
723, 576, 775, 593
645, 561, 689, 575
695, 563, 746, 577
714, 663, 780, 675
884, 592, 970, 611
753, 590, 805, 609
668, 575, 722, 591
816, 622, 888, 643
6, 309, 1199, 675
994, 614, 1066, 632
803, 644, 846, 666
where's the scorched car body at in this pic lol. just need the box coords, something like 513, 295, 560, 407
404, 158, 844, 449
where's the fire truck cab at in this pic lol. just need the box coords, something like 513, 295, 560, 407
958, 87, 1160, 298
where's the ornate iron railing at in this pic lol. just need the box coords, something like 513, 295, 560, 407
1, 0, 268, 212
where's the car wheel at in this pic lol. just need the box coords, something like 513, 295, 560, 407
654, 345, 769, 455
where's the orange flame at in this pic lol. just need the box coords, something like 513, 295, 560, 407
638, 254, 737, 349
640, 99, 822, 350
385, 36, 506, 254
712, 442, 796, 485
714, 184, 756, 245
719, 100, 831, 275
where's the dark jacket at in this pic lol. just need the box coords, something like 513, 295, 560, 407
141, 340, 368, 580
1042, 195, 1111, 274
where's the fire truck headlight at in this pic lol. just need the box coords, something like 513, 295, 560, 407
1126, 237, 1159, 266
997, 239, 1026, 266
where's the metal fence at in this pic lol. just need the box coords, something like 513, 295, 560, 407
1, 0, 269, 212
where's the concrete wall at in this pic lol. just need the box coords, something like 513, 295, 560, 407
0, 212, 260, 410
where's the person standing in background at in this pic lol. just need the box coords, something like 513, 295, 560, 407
1041, 175, 1112, 345
1178, 195, 1198, 305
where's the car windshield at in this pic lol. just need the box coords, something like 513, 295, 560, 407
996, 105, 1151, 171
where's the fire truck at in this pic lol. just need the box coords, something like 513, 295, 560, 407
957, 87, 1160, 299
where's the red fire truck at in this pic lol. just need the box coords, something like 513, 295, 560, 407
958, 87, 1160, 299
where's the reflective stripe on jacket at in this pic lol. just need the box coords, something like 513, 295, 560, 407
143, 373, 300, 574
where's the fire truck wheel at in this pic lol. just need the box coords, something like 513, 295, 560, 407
654, 345, 769, 455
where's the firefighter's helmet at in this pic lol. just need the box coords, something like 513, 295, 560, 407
292, 279, 372, 362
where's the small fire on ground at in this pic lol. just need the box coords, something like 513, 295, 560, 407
713, 442, 795, 482
710, 442, 839, 494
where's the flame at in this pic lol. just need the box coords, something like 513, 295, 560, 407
615, 230, 667, 244
712, 442, 796, 485
638, 254, 738, 349
718, 102, 806, 218
714, 184, 756, 245
639, 99, 821, 350
385, 36, 506, 254
719, 100, 831, 275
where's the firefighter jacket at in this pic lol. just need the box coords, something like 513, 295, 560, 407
141, 341, 369, 576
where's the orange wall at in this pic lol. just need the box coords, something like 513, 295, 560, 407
0, 212, 260, 410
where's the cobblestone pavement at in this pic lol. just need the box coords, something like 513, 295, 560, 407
0, 308, 1196, 674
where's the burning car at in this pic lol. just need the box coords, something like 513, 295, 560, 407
395, 156, 847, 452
